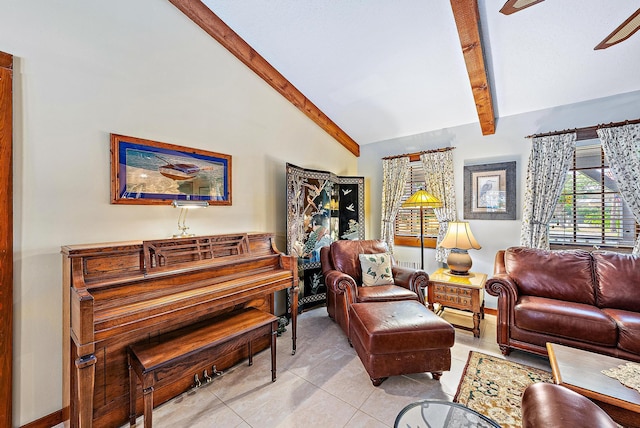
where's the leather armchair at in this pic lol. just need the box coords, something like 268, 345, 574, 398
320, 240, 429, 336
521, 383, 618, 428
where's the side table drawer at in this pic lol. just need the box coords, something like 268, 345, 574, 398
458, 288, 472, 297
434, 292, 457, 304
458, 296, 471, 306
434, 284, 447, 293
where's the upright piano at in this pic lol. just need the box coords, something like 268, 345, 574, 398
62, 232, 298, 428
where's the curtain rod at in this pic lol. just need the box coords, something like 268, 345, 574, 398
382, 146, 455, 161
525, 118, 640, 139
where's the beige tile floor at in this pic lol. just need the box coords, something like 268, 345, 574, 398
122, 306, 551, 428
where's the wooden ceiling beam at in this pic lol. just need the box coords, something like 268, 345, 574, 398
168, 0, 360, 157
450, 0, 496, 135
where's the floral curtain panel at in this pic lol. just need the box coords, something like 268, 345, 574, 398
381, 157, 410, 253
597, 123, 640, 255
520, 133, 576, 249
420, 150, 457, 262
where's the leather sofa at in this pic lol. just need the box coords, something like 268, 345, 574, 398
320, 240, 428, 336
486, 247, 640, 362
521, 383, 618, 428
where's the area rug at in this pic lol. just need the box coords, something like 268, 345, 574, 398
454, 351, 553, 428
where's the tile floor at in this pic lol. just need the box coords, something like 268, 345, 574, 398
122, 307, 551, 428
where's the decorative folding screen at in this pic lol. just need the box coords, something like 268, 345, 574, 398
286, 163, 365, 311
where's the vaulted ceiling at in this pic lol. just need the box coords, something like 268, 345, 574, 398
172, 1, 640, 154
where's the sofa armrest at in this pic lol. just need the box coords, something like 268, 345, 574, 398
486, 273, 519, 352
485, 273, 518, 299
392, 266, 428, 305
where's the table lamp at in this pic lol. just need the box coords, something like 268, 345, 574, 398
172, 200, 208, 238
440, 221, 481, 276
401, 189, 442, 270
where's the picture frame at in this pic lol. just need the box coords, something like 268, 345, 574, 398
464, 161, 516, 220
110, 134, 232, 205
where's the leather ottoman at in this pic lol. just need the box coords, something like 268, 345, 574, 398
348, 300, 455, 386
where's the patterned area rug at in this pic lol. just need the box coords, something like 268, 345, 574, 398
454, 351, 553, 428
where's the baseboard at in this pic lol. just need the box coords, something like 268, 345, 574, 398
485, 307, 497, 316
21, 407, 66, 428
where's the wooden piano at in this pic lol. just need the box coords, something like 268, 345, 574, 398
62, 232, 298, 428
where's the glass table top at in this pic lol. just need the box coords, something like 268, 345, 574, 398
394, 400, 500, 428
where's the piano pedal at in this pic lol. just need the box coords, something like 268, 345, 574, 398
193, 373, 202, 389
211, 365, 223, 377
203, 369, 213, 384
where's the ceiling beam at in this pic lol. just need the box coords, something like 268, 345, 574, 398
168, 0, 360, 157
450, 0, 496, 135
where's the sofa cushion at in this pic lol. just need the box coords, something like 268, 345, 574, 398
356, 285, 418, 303
504, 247, 595, 305
593, 251, 640, 311
359, 253, 394, 286
330, 240, 390, 283
514, 296, 617, 347
602, 308, 640, 355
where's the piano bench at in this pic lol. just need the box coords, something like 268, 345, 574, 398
127, 307, 279, 428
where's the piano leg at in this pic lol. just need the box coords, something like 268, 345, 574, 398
75, 354, 97, 428
290, 285, 299, 355
271, 321, 277, 382
128, 354, 136, 427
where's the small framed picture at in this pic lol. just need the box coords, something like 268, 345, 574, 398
464, 161, 516, 220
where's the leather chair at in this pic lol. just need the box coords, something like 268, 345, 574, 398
320, 240, 429, 336
521, 383, 618, 428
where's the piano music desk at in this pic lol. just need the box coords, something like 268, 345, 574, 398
128, 308, 278, 428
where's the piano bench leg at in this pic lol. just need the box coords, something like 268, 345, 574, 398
143, 386, 154, 428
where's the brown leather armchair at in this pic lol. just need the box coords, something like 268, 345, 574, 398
320, 240, 429, 336
521, 383, 618, 428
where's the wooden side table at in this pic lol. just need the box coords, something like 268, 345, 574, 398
427, 268, 487, 337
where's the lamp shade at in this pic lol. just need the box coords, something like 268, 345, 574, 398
401, 189, 443, 209
440, 221, 481, 250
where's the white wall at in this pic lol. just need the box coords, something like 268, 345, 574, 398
1, 1, 357, 425
360, 89, 640, 307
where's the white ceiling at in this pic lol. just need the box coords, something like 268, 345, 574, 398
202, 0, 640, 145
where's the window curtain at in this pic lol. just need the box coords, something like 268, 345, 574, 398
420, 150, 457, 263
381, 157, 410, 253
597, 123, 640, 255
520, 133, 576, 249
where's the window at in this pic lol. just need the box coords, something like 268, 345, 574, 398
394, 161, 439, 248
549, 143, 639, 250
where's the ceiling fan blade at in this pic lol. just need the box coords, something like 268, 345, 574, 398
594, 8, 640, 50
499, 0, 545, 15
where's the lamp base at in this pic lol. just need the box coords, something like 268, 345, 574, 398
445, 270, 474, 277
173, 232, 195, 238
446, 249, 473, 276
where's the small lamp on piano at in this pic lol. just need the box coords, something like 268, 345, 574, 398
440, 221, 481, 276
172, 200, 208, 238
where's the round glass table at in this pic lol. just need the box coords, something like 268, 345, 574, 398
394, 400, 501, 428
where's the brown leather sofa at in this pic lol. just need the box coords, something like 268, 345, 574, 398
486, 247, 640, 362
320, 240, 429, 336
521, 383, 618, 428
